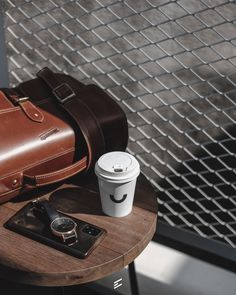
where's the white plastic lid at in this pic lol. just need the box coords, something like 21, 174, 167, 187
95, 151, 140, 183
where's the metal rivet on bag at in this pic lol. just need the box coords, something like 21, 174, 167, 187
34, 113, 39, 117
12, 179, 18, 186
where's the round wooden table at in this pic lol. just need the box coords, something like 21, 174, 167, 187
0, 173, 157, 287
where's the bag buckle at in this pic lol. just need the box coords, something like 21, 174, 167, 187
52, 83, 75, 103
9, 95, 29, 105
18, 97, 29, 103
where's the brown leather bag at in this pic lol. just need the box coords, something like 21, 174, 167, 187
0, 67, 128, 203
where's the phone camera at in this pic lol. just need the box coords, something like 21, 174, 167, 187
82, 225, 101, 236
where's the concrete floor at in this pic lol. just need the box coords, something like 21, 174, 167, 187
135, 242, 236, 295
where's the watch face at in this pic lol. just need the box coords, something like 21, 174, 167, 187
51, 217, 76, 234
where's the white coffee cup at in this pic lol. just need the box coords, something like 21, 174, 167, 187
95, 151, 140, 217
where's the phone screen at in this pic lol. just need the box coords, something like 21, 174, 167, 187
4, 201, 106, 259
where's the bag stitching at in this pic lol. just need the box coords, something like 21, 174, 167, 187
0, 148, 75, 180
35, 156, 87, 180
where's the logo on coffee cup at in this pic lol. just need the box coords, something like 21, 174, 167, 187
110, 194, 127, 203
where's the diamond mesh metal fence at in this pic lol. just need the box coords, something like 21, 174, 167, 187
3, 0, 236, 248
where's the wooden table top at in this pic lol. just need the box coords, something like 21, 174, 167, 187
0, 173, 157, 287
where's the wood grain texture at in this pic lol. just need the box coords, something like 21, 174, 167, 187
0, 173, 157, 286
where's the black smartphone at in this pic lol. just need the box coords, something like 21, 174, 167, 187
4, 201, 106, 259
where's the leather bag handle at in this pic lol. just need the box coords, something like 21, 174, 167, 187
1, 89, 90, 187
36, 67, 106, 171
3, 68, 106, 189
0, 89, 97, 189
23, 156, 87, 186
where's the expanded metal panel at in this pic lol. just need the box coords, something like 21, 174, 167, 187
3, 1, 236, 248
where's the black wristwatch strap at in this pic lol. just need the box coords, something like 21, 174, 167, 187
36, 200, 60, 223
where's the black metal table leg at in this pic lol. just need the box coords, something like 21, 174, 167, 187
128, 261, 139, 295
59, 286, 66, 295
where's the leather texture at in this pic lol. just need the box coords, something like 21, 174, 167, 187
37, 68, 106, 171
0, 68, 128, 203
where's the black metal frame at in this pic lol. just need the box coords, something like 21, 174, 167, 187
128, 262, 140, 295
0, 2, 9, 87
